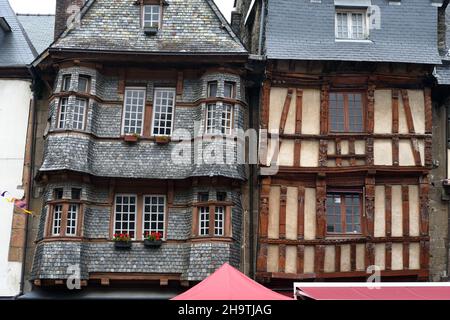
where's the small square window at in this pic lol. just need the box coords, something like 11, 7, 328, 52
224, 82, 235, 99
207, 81, 218, 98
71, 188, 82, 200
199, 193, 209, 202
217, 192, 227, 202
54, 188, 64, 200
143, 5, 161, 29
78, 76, 90, 93
62, 75, 71, 91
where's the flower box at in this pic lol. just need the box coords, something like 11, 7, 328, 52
155, 136, 170, 144
143, 26, 158, 35
144, 239, 163, 248
123, 134, 139, 143
114, 241, 132, 249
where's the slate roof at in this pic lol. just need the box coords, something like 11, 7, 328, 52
52, 0, 247, 55
17, 14, 55, 55
0, 0, 36, 67
265, 0, 441, 65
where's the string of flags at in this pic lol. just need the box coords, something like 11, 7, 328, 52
0, 191, 33, 215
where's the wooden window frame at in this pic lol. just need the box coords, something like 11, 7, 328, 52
47, 202, 83, 238
329, 91, 366, 133
193, 199, 233, 238
326, 190, 363, 236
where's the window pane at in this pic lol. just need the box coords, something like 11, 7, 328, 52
78, 76, 89, 93
152, 88, 175, 136
123, 88, 146, 135
114, 195, 137, 239
66, 204, 78, 236
58, 97, 69, 129
215, 206, 224, 236
206, 104, 217, 134
143, 5, 160, 28
199, 207, 209, 236
326, 193, 361, 234
143, 196, 165, 238
73, 98, 87, 130
208, 82, 218, 98
224, 82, 235, 98
62, 75, 71, 91
52, 204, 63, 235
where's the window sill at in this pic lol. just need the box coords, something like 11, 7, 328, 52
335, 39, 373, 44
326, 234, 365, 240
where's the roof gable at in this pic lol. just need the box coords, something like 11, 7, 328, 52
53, 0, 247, 55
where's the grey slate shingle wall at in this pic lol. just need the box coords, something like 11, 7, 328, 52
265, 0, 441, 64
31, 184, 243, 281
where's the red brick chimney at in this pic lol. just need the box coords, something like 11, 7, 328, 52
54, 0, 86, 40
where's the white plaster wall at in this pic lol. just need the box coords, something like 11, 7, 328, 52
0, 79, 32, 297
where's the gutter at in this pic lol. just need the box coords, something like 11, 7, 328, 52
17, 65, 39, 298
258, 0, 266, 56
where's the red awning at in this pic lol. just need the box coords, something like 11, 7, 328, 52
296, 283, 450, 300
172, 263, 292, 301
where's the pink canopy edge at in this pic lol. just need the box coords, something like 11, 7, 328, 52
296, 286, 450, 300
172, 263, 292, 300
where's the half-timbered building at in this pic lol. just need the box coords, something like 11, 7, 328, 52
25, 0, 249, 294
236, 0, 442, 287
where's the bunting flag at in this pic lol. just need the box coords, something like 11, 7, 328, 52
0, 190, 33, 215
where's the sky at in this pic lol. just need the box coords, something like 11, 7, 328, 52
8, 0, 235, 21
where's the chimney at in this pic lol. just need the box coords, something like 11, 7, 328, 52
54, 0, 85, 40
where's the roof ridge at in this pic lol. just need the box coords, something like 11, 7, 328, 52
16, 13, 55, 16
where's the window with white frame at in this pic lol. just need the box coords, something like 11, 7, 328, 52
123, 88, 146, 135
205, 103, 233, 135
52, 204, 63, 236
207, 81, 218, 98
114, 195, 137, 239
206, 103, 217, 134
62, 75, 71, 91
143, 5, 161, 28
221, 104, 233, 135
214, 206, 224, 236
143, 195, 166, 237
224, 82, 235, 99
66, 204, 78, 236
78, 76, 90, 93
58, 97, 69, 129
199, 206, 209, 236
335, 9, 368, 40
73, 98, 87, 130
152, 88, 175, 136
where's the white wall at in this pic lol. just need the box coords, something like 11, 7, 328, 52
0, 79, 32, 297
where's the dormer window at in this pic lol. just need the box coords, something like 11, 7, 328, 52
143, 5, 161, 31
335, 9, 368, 40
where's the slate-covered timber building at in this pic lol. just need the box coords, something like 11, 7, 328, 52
235, 0, 444, 285
28, 0, 249, 289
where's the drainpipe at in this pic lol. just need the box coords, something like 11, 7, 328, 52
17, 66, 39, 298
258, 0, 266, 56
